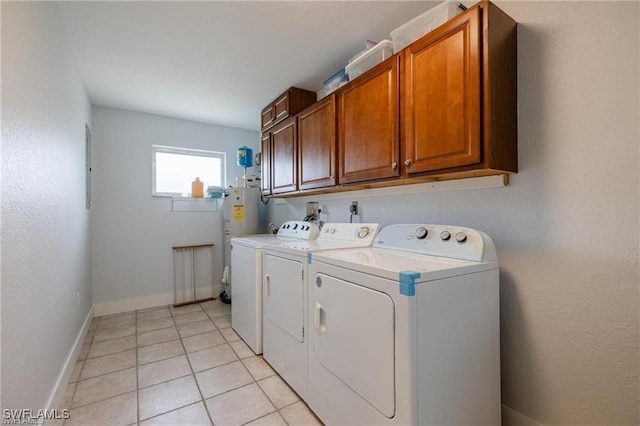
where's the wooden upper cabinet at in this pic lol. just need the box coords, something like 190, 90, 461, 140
271, 117, 298, 194
338, 56, 400, 184
274, 94, 289, 123
259, 2, 516, 197
298, 94, 337, 190
261, 106, 275, 132
402, 7, 481, 175
402, 2, 517, 176
261, 87, 316, 132
261, 133, 272, 196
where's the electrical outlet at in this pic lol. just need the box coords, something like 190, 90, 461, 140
350, 201, 358, 215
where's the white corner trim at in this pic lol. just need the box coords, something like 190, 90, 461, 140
502, 404, 544, 426
46, 306, 93, 412
93, 291, 174, 317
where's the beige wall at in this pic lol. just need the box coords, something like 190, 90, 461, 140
267, 2, 639, 424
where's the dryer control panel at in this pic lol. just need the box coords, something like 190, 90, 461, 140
277, 221, 320, 240
374, 224, 497, 262
319, 223, 381, 243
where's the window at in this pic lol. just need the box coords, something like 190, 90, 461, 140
152, 145, 226, 197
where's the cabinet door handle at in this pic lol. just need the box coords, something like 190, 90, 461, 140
265, 274, 270, 299
404, 159, 412, 167
391, 162, 397, 170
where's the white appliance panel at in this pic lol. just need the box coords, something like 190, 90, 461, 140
417, 270, 500, 425
314, 273, 395, 418
223, 187, 259, 291
230, 242, 262, 354
264, 254, 304, 342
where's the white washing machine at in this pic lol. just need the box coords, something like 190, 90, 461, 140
231, 221, 319, 355
307, 224, 501, 425
261, 223, 380, 401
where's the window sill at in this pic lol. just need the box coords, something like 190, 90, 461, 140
171, 197, 223, 212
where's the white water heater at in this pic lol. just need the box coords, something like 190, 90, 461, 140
222, 187, 259, 302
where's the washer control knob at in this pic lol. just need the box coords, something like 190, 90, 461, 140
440, 231, 451, 241
330, 227, 337, 234
455, 232, 467, 243
293, 224, 298, 230
357, 227, 370, 239
415, 227, 428, 240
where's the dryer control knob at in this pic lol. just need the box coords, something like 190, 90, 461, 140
440, 231, 451, 241
415, 227, 428, 239
330, 227, 336, 234
357, 227, 370, 239
455, 232, 467, 243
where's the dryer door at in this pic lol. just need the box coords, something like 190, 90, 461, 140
263, 252, 307, 400
313, 273, 395, 418
263, 253, 304, 342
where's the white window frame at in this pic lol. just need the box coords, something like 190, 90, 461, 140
152, 145, 226, 197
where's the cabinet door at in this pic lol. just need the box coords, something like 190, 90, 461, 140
271, 117, 298, 194
261, 105, 275, 132
298, 95, 337, 190
338, 57, 400, 184
403, 8, 481, 174
274, 93, 290, 123
261, 133, 272, 196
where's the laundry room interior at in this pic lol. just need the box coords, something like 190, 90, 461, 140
2, 1, 638, 425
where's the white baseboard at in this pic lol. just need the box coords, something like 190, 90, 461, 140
502, 404, 543, 426
46, 306, 93, 411
93, 291, 174, 317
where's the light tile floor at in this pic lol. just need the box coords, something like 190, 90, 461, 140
60, 299, 323, 426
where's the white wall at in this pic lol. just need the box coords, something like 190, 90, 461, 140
91, 107, 260, 314
267, 2, 639, 424
1, 2, 92, 410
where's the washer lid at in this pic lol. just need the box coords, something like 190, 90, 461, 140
262, 238, 377, 255
309, 247, 498, 283
231, 234, 296, 248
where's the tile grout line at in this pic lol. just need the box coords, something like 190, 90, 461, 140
67, 318, 137, 412
71, 302, 252, 424
173, 303, 216, 426
137, 401, 204, 425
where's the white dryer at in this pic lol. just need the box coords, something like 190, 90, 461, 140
261, 223, 380, 401
307, 224, 501, 425
231, 221, 319, 355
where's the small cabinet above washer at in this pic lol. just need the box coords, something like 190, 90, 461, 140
261, 87, 317, 132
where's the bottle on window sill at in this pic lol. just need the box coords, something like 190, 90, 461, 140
191, 177, 204, 198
